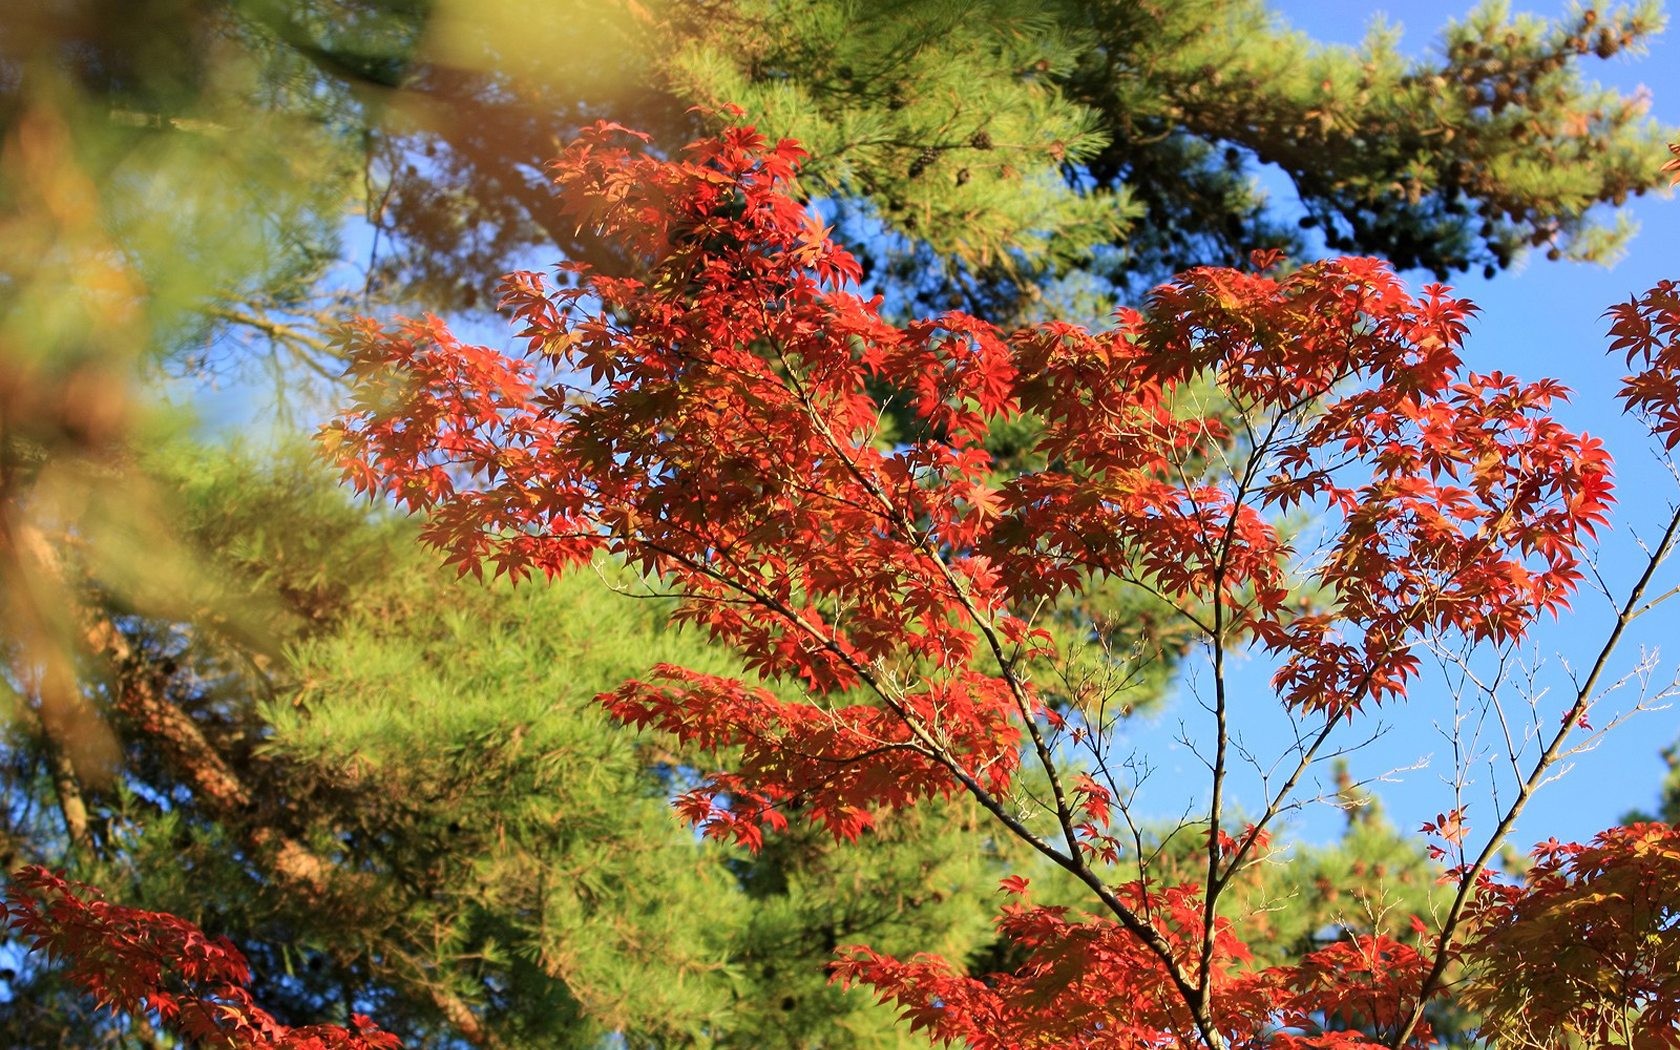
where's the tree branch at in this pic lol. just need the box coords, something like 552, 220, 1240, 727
1390, 501, 1680, 1049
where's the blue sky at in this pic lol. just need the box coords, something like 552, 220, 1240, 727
1116, 0, 1680, 849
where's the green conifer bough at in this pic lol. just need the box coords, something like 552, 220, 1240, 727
252, 0, 1671, 324
0, 447, 1010, 1047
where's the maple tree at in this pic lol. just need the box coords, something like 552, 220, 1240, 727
15, 122, 1680, 1045
313, 118, 1680, 1047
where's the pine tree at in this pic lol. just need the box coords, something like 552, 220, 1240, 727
668, 0, 1673, 316
1, 444, 1019, 1047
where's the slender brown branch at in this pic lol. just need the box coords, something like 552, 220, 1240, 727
1196, 402, 1285, 1024
654, 333, 1223, 1040
1389, 502, 1680, 1049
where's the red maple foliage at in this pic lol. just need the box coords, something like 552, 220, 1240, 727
2, 866, 401, 1048
15, 119, 1679, 1048
1606, 276, 1680, 449
1461, 822, 1680, 1047
309, 118, 1670, 1047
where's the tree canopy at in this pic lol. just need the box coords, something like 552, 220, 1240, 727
3, 2, 1679, 1047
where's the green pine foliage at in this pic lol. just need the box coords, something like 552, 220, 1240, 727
0, 445, 1007, 1047
1062, 0, 1668, 290
0, 0, 370, 369
579, 0, 1676, 318
664, 0, 1127, 281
